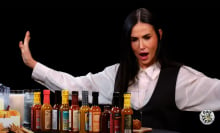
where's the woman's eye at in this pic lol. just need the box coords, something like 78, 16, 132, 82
143, 35, 151, 40
131, 37, 138, 42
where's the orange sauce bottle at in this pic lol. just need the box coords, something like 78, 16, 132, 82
89, 91, 101, 133
41, 89, 52, 132
79, 90, 90, 133
31, 91, 41, 132
69, 91, 80, 133
121, 93, 133, 133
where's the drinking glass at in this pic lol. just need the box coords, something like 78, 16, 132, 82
9, 90, 24, 126
23, 89, 34, 129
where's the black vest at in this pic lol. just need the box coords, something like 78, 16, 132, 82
133, 64, 220, 132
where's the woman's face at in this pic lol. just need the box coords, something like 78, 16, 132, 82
131, 22, 162, 69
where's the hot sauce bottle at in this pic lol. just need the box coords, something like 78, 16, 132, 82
60, 89, 70, 132
79, 90, 90, 133
89, 91, 101, 133
52, 90, 61, 132
121, 93, 133, 133
69, 91, 80, 133
101, 105, 111, 133
41, 89, 52, 132
31, 91, 41, 132
110, 92, 121, 133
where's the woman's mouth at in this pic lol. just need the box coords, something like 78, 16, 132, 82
139, 52, 149, 60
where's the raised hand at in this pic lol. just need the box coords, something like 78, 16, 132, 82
19, 31, 37, 69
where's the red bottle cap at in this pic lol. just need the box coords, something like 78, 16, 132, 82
43, 89, 50, 95
43, 89, 50, 104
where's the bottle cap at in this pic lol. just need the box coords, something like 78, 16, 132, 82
104, 105, 111, 110
92, 91, 99, 97
43, 89, 50, 95
82, 90, 88, 96
62, 90, 69, 96
55, 90, 61, 96
82, 90, 88, 105
34, 92, 41, 103
113, 92, 120, 97
72, 91, 78, 95
55, 90, 61, 104
34, 92, 41, 95
124, 93, 131, 98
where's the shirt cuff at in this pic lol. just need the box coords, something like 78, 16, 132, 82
31, 62, 50, 82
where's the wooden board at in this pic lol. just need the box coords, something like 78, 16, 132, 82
21, 127, 34, 133
133, 127, 153, 133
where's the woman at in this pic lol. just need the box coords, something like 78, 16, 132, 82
19, 8, 220, 132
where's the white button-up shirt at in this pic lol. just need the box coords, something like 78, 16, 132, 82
32, 61, 220, 111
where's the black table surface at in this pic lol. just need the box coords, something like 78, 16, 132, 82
150, 129, 180, 133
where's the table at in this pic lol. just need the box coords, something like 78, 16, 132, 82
133, 127, 180, 133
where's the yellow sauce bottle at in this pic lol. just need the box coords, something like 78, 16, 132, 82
121, 93, 133, 133
60, 89, 69, 133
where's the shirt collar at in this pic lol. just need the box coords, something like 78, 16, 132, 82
139, 61, 161, 80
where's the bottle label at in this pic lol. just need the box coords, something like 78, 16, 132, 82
124, 114, 132, 132
52, 109, 58, 130
70, 110, 79, 131
0, 98, 4, 110
62, 111, 69, 130
114, 113, 121, 133
59, 111, 61, 130
124, 129, 132, 133
44, 110, 52, 129
89, 112, 92, 131
36, 110, 40, 129
79, 111, 81, 131
69, 110, 71, 129
92, 112, 101, 132
31, 109, 33, 129
110, 113, 113, 133
85, 112, 89, 131
108, 118, 110, 129
73, 110, 79, 131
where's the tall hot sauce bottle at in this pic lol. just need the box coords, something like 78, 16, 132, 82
79, 90, 90, 133
31, 91, 41, 132
41, 89, 52, 132
60, 89, 70, 133
110, 92, 121, 133
121, 93, 133, 133
69, 91, 80, 133
100, 105, 111, 133
89, 91, 101, 133
52, 90, 61, 132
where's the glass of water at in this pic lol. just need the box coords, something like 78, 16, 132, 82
23, 89, 34, 129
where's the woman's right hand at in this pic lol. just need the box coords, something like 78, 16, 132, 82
19, 31, 37, 69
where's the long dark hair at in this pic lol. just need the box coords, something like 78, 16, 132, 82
114, 8, 169, 108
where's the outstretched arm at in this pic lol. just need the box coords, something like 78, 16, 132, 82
18, 31, 37, 69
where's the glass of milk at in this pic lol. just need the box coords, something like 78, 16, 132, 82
9, 90, 24, 126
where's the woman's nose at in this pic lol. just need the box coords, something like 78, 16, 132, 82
139, 39, 145, 49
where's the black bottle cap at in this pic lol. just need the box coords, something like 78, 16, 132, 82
92, 91, 99, 97
72, 91, 78, 95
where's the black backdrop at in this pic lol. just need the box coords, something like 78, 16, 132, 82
1, 7, 220, 105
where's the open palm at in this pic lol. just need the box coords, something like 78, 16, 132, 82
18, 31, 36, 69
